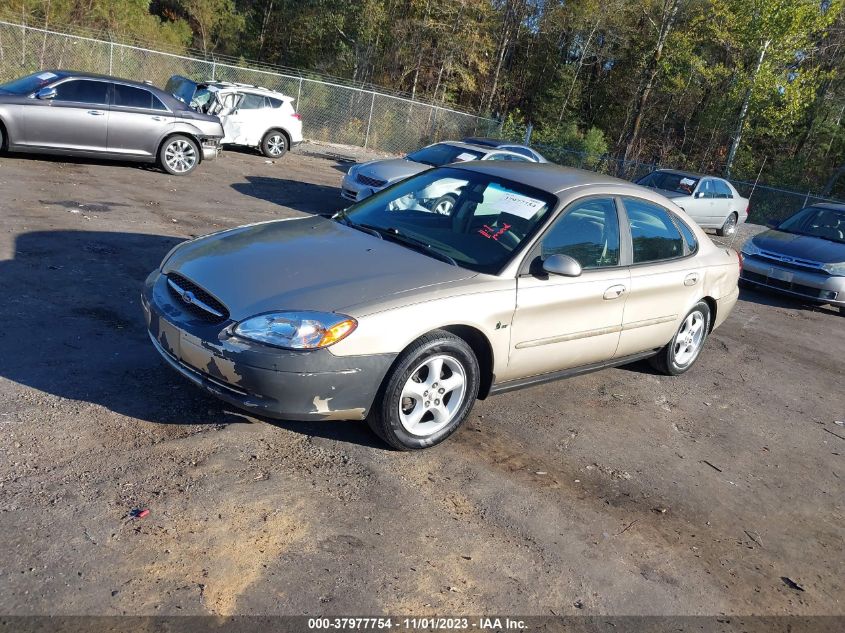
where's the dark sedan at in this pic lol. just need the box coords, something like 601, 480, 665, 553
741, 203, 845, 314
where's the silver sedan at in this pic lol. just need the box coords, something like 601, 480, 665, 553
0, 70, 224, 175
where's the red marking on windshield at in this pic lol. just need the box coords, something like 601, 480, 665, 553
479, 223, 511, 241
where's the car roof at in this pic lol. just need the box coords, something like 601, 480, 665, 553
812, 202, 845, 212
450, 161, 630, 195
206, 81, 291, 99
461, 137, 511, 147
435, 140, 523, 155
44, 70, 185, 108
653, 168, 720, 181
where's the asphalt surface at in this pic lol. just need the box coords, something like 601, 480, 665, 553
0, 145, 842, 617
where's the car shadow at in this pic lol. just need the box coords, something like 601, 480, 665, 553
231, 176, 345, 216
738, 284, 841, 317
1, 151, 165, 174
0, 229, 385, 448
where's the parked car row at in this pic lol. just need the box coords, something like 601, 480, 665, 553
0, 70, 303, 175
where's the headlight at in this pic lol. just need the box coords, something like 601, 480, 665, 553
347, 163, 362, 177
740, 240, 762, 257
821, 262, 845, 276
234, 311, 357, 349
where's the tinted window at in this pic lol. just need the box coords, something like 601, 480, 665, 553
778, 206, 845, 244
637, 171, 699, 195
625, 198, 685, 263
673, 215, 699, 254
714, 180, 733, 199
0, 71, 65, 95
698, 179, 715, 199
113, 84, 166, 110
54, 79, 108, 104
487, 153, 529, 162
239, 93, 265, 109
406, 143, 484, 167
267, 96, 283, 108
542, 198, 620, 269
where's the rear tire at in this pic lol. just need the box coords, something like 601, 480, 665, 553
159, 135, 199, 176
839, 306, 845, 317
649, 301, 711, 376
261, 130, 288, 158
367, 330, 480, 450
716, 212, 738, 237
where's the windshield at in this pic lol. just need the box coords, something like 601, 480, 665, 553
637, 171, 699, 195
406, 144, 484, 167
340, 167, 557, 274
777, 206, 845, 244
0, 71, 62, 95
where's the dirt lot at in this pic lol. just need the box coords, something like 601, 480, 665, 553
0, 145, 842, 617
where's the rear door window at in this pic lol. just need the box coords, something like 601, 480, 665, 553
238, 93, 265, 109
714, 180, 733, 199
113, 84, 167, 111
624, 198, 685, 263
54, 79, 108, 105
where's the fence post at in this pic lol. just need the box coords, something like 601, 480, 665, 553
21, 22, 25, 68
108, 40, 114, 75
363, 91, 375, 149
211, 57, 216, 81
523, 123, 533, 145
296, 77, 303, 105
433, 107, 439, 142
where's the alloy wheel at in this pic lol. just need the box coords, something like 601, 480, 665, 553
674, 310, 706, 366
164, 139, 197, 173
398, 354, 466, 437
267, 134, 286, 156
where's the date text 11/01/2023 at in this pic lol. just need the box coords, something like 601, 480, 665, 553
307, 617, 527, 630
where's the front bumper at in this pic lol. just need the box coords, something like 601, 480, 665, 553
201, 139, 222, 161
741, 255, 845, 307
340, 173, 385, 203
142, 270, 396, 421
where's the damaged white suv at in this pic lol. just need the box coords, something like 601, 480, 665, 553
166, 76, 303, 158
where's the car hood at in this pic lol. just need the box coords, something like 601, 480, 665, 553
751, 229, 845, 263
358, 158, 430, 183
162, 217, 476, 319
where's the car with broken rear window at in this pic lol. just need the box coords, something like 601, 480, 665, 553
143, 162, 740, 450
166, 76, 303, 159
636, 169, 749, 237
0, 70, 223, 175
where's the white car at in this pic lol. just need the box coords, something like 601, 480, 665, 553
636, 169, 749, 236
166, 76, 303, 158
341, 141, 537, 205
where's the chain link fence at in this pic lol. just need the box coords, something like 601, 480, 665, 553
0, 19, 499, 155
528, 142, 845, 225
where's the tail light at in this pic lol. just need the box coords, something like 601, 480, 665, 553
743, 203, 749, 216
292, 113, 302, 120
736, 250, 743, 273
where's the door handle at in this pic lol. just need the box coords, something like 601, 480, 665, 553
87, 110, 105, 116
684, 273, 699, 286
603, 285, 627, 300
151, 116, 165, 121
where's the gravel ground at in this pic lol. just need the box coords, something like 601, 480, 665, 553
0, 147, 842, 617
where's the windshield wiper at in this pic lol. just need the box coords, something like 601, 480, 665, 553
333, 209, 383, 240
360, 225, 458, 266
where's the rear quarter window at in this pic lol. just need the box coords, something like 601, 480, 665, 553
624, 197, 685, 263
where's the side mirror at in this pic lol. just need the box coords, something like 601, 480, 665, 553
542, 254, 582, 277
695, 191, 705, 199
766, 218, 780, 229
36, 87, 57, 100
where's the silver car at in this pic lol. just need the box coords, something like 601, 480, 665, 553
741, 203, 845, 314
637, 169, 749, 236
143, 162, 740, 450
340, 141, 538, 207
0, 71, 224, 175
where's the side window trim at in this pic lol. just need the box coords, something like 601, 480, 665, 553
618, 196, 693, 266
51, 78, 110, 106
518, 195, 626, 275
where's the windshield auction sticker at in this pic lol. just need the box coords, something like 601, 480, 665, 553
485, 183, 546, 219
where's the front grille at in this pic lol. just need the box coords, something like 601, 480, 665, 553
356, 173, 387, 188
754, 251, 828, 274
742, 270, 831, 299
166, 272, 229, 323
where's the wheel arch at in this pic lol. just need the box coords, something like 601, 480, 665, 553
702, 295, 717, 332
157, 131, 203, 163
438, 324, 495, 400
0, 116, 8, 150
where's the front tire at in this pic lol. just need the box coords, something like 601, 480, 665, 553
159, 135, 199, 176
431, 194, 457, 215
649, 301, 711, 375
716, 212, 738, 237
261, 130, 288, 158
367, 330, 480, 450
